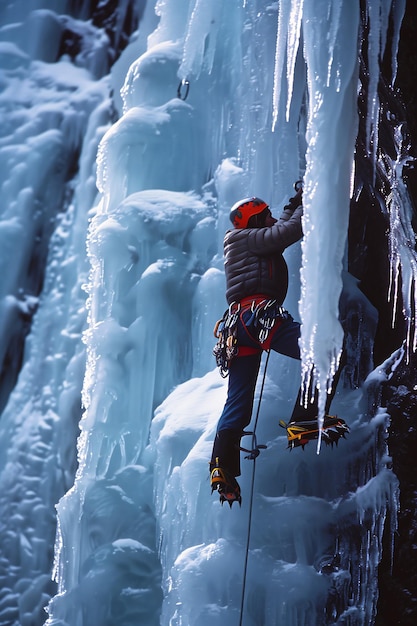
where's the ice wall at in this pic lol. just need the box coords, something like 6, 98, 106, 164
0, 0, 138, 623
0, 0, 412, 624
47, 1, 407, 625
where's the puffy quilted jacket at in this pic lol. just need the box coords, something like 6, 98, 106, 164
224, 204, 303, 305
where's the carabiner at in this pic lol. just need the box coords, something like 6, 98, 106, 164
177, 79, 190, 101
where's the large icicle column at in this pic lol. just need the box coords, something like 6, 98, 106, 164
297, 0, 360, 431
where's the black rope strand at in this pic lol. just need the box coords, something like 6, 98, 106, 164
238, 349, 271, 626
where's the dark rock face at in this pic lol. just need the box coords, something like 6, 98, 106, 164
377, 355, 417, 625
350, 2, 417, 622
63, 0, 144, 69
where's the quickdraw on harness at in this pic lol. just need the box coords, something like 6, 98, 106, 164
212, 302, 240, 377
213, 297, 289, 376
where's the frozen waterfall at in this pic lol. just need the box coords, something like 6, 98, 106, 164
0, 1, 414, 625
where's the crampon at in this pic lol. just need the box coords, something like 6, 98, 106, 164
279, 415, 349, 450
210, 464, 241, 507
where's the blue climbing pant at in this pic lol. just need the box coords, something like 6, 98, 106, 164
216, 311, 302, 435
211, 306, 316, 476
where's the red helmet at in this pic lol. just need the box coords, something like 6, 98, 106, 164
229, 197, 269, 228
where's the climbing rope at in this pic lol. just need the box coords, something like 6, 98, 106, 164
238, 349, 271, 626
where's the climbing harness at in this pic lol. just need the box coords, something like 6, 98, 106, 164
238, 349, 271, 626
177, 78, 190, 100
213, 298, 288, 376
245, 298, 288, 344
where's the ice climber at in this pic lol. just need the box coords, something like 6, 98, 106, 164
210, 189, 349, 506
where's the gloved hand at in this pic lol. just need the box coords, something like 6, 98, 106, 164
284, 186, 303, 211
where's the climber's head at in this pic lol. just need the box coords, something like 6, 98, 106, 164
229, 197, 276, 228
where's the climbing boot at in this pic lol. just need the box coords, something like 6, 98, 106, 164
210, 429, 241, 477
280, 415, 349, 450
210, 460, 242, 507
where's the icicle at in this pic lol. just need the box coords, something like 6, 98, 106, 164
299, 0, 360, 448
384, 125, 417, 358
365, 0, 382, 166
326, 2, 343, 89
178, 0, 220, 80
272, 3, 284, 130
389, 0, 406, 84
285, 0, 304, 121
365, 0, 397, 163
273, 0, 302, 129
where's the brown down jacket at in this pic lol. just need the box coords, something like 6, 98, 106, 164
224, 204, 303, 305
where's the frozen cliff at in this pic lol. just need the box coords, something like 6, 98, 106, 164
0, 1, 415, 625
